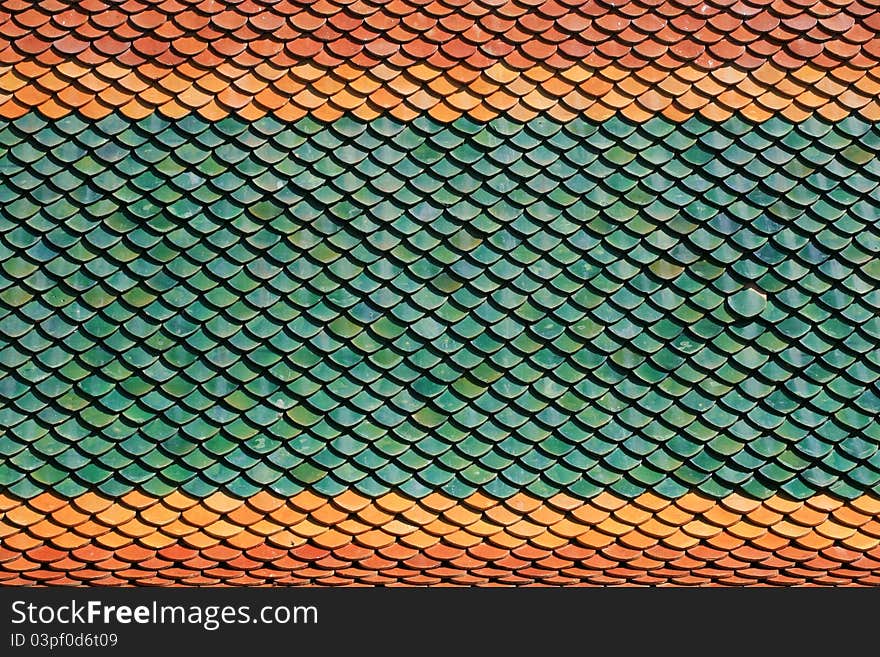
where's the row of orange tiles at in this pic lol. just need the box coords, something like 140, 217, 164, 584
2, 0, 880, 73
3, 538, 880, 586
1, 59, 880, 121
3, 491, 880, 555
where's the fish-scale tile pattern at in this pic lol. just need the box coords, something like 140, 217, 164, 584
3, 112, 880, 505
3, 0, 880, 121
6, 59, 880, 123
4, 0, 880, 71
3, 491, 880, 586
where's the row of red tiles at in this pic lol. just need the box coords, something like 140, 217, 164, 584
6, 0, 880, 20
1, 0, 880, 71
4, 542, 880, 586
7, 2, 877, 33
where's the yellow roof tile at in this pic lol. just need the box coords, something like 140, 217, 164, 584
442, 505, 482, 527
27, 492, 68, 513
706, 532, 744, 551
726, 521, 767, 541
466, 520, 504, 537
268, 504, 307, 527
740, 104, 773, 122
794, 532, 834, 551
204, 520, 245, 540
400, 530, 441, 550
484, 504, 522, 527
289, 519, 327, 538
596, 516, 633, 537
181, 506, 220, 528
487, 531, 527, 549
312, 529, 352, 550
50, 505, 90, 528
636, 91, 672, 113
506, 519, 544, 539
681, 520, 723, 539
29, 518, 66, 539
163, 491, 198, 511
570, 504, 610, 525
747, 506, 784, 527
401, 504, 438, 526
5, 504, 45, 527
851, 496, 880, 515
382, 519, 419, 537
266, 530, 306, 549
248, 519, 284, 537
639, 517, 678, 539
567, 528, 612, 549
701, 504, 741, 528
355, 505, 394, 528
422, 518, 457, 537
139, 531, 177, 549
96, 504, 137, 526
47, 532, 89, 550
814, 520, 857, 541
355, 528, 395, 549
530, 530, 569, 550
116, 518, 157, 539
290, 491, 327, 512
613, 504, 653, 526
226, 531, 265, 550
803, 494, 842, 513
675, 493, 715, 515
661, 529, 700, 550
619, 529, 659, 550
527, 505, 565, 527
156, 518, 197, 538
181, 532, 221, 550
226, 505, 265, 527
789, 506, 828, 528
770, 521, 812, 539
591, 492, 627, 511
420, 492, 457, 513
841, 532, 880, 552
721, 493, 763, 514
445, 529, 482, 548
73, 519, 114, 538
310, 504, 350, 527
94, 532, 132, 550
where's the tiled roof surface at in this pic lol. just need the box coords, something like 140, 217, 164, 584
2, 1, 880, 120
4, 491, 880, 585
5, 0, 880, 68
6, 59, 880, 122
2, 1, 880, 586
4, 112, 880, 503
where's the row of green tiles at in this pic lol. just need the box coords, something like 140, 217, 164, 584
2, 112, 880, 502
3, 112, 878, 230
